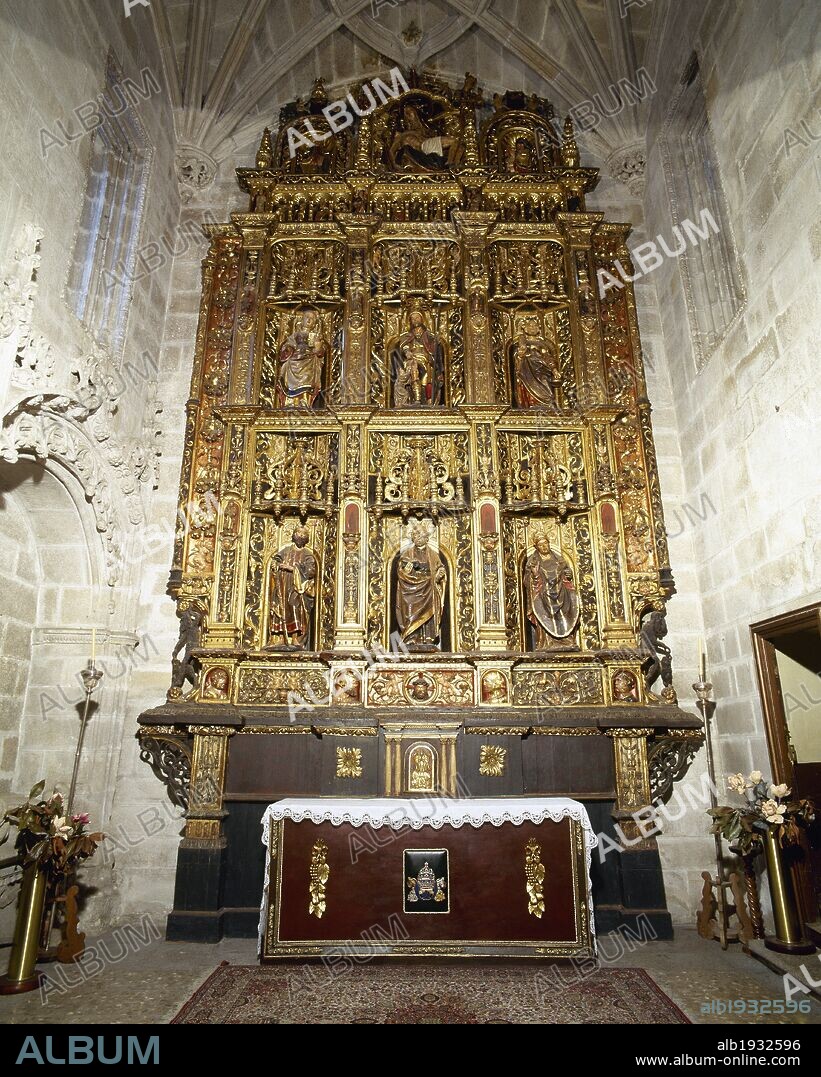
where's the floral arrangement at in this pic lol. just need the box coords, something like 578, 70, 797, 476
708, 770, 815, 856
0, 782, 103, 876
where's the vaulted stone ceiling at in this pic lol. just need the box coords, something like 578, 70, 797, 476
151, 0, 670, 184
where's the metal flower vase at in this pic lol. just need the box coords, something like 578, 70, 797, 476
763, 826, 815, 955
0, 862, 48, 994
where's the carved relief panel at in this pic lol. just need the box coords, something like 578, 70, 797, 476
489, 304, 574, 410
259, 303, 342, 409
369, 298, 465, 408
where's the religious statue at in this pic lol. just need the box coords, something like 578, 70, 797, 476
504, 135, 535, 174
277, 309, 327, 407
388, 103, 462, 172
640, 609, 675, 701
511, 315, 561, 409
523, 534, 579, 649
390, 310, 445, 407
395, 523, 447, 649
169, 607, 204, 698
409, 748, 434, 791
268, 526, 318, 649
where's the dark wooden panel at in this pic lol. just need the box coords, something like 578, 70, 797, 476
225, 734, 323, 796
522, 735, 615, 796
457, 735, 524, 796
223, 800, 268, 909
319, 736, 380, 795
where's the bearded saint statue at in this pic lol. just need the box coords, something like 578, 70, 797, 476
268, 526, 317, 649
523, 533, 579, 649
395, 523, 447, 649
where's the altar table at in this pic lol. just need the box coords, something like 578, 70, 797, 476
260, 798, 596, 960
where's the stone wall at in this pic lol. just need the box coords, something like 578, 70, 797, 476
638, 0, 821, 915
0, 0, 180, 929
0, 473, 40, 793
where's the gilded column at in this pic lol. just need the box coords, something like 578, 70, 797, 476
337, 214, 379, 404
607, 728, 653, 841
462, 405, 507, 651
555, 212, 607, 410
184, 727, 235, 844
452, 211, 497, 404
228, 222, 267, 404
208, 406, 257, 648
334, 407, 370, 651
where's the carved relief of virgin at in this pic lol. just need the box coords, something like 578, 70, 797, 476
277, 308, 327, 408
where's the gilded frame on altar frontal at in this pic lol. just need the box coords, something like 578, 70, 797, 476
261, 816, 593, 960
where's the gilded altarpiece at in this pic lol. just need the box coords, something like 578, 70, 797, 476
139, 73, 701, 943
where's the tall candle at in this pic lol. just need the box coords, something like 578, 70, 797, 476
698, 637, 706, 682
91, 627, 96, 664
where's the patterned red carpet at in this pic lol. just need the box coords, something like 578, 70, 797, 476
172, 962, 689, 1024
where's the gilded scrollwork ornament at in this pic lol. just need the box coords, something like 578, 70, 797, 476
308, 839, 330, 918
525, 839, 546, 918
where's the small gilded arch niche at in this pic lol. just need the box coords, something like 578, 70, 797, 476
405, 742, 437, 794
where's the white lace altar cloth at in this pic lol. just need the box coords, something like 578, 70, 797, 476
259, 797, 598, 951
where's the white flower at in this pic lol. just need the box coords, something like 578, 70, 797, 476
760, 799, 786, 825
727, 773, 747, 794
768, 783, 790, 799
51, 815, 72, 838
748, 770, 764, 785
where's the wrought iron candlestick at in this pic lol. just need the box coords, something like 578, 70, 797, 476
38, 658, 105, 963
67, 661, 104, 816
694, 676, 730, 942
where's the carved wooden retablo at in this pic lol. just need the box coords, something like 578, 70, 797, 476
138, 71, 702, 942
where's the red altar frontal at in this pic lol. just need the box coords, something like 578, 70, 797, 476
260, 799, 596, 960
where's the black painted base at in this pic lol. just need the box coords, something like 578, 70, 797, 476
586, 802, 675, 941
594, 907, 674, 940
167, 909, 225, 943
166, 803, 267, 942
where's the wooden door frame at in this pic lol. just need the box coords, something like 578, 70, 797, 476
750, 601, 821, 927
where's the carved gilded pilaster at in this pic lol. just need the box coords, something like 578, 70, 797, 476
463, 405, 506, 649
607, 728, 653, 841
184, 727, 235, 845
556, 212, 607, 409
209, 408, 254, 646
335, 408, 369, 649
638, 401, 673, 578
452, 212, 497, 403
178, 236, 241, 604
229, 226, 267, 404
593, 494, 633, 649
338, 215, 379, 404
